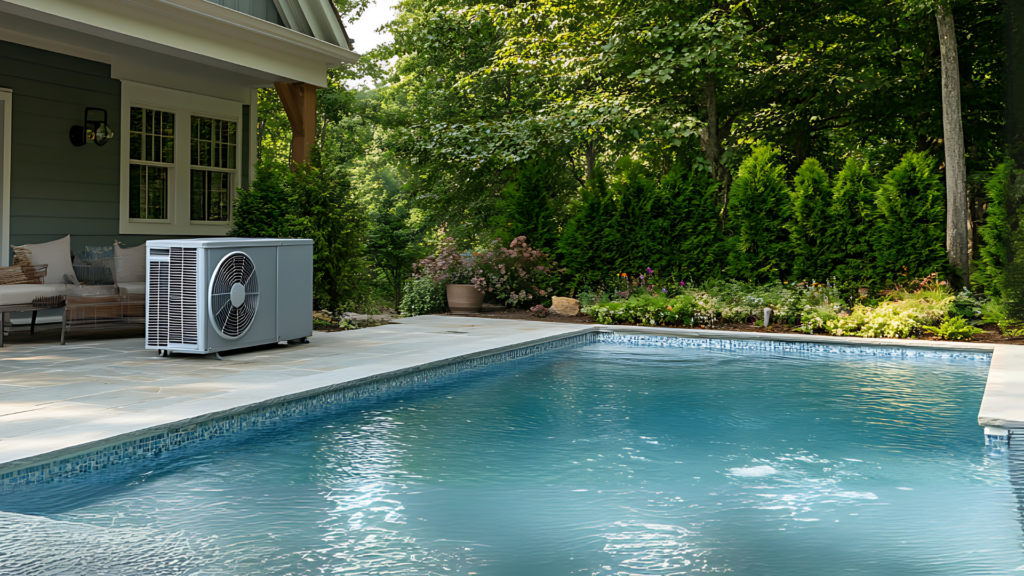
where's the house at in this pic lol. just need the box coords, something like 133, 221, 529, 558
0, 0, 359, 267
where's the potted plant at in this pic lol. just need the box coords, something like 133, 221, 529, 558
414, 237, 484, 314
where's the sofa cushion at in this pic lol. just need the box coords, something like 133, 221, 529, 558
116, 281, 146, 295
114, 241, 146, 283
0, 283, 67, 306
12, 235, 77, 285
0, 265, 47, 285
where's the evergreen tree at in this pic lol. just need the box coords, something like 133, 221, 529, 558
727, 145, 793, 283
827, 158, 879, 291
504, 159, 559, 253
657, 162, 723, 281
286, 147, 367, 310
558, 170, 613, 288
975, 161, 1021, 297
875, 151, 946, 286
789, 158, 833, 282
610, 166, 658, 275
229, 163, 290, 238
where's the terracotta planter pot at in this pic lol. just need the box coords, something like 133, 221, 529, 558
446, 284, 484, 314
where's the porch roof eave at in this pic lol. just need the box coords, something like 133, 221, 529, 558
0, 0, 360, 88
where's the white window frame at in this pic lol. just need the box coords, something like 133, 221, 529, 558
119, 81, 242, 235
1, 88, 11, 267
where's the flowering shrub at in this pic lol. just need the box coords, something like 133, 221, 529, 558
585, 294, 696, 326
468, 236, 562, 307
399, 276, 446, 316
826, 302, 926, 338
414, 237, 478, 285
530, 304, 548, 317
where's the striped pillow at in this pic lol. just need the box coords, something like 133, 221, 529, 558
0, 265, 48, 285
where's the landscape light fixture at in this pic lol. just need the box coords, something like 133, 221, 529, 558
69, 107, 114, 147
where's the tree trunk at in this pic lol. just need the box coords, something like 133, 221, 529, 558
584, 141, 597, 182
700, 76, 730, 224
936, 4, 970, 286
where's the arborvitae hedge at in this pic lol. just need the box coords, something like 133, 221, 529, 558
504, 159, 560, 253
609, 166, 659, 274
975, 161, 1017, 297
827, 158, 879, 291
657, 162, 723, 281
558, 170, 613, 289
789, 158, 833, 282
875, 151, 946, 286
727, 144, 793, 283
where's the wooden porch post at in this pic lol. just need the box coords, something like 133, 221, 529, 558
273, 81, 317, 167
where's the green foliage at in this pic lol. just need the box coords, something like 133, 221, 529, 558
400, 276, 447, 316
229, 164, 290, 238
649, 161, 723, 281
874, 152, 946, 286
923, 316, 985, 341
826, 302, 924, 339
727, 145, 793, 283
826, 158, 878, 291
286, 148, 367, 311
789, 158, 833, 282
468, 236, 562, 307
558, 170, 613, 289
502, 159, 561, 253
584, 294, 697, 326
365, 189, 425, 308
975, 161, 1020, 297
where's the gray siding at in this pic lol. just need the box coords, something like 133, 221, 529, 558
0, 40, 193, 257
1, 40, 123, 256
206, 0, 284, 25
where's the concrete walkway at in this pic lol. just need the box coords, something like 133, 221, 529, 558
0, 316, 589, 477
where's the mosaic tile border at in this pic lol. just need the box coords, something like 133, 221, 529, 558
596, 333, 993, 361
0, 332, 598, 492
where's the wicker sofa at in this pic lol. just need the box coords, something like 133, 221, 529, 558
1, 236, 147, 339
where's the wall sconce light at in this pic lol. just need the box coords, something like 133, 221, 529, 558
69, 107, 114, 147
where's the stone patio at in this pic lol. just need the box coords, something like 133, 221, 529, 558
0, 316, 591, 477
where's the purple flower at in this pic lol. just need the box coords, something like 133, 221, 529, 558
679, 280, 686, 287
647, 267, 654, 274
661, 288, 667, 293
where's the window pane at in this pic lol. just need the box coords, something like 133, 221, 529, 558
162, 112, 174, 136
190, 170, 204, 221
191, 116, 237, 169
191, 169, 231, 222
130, 107, 143, 133
148, 167, 167, 220
227, 144, 236, 169
145, 134, 153, 162
162, 137, 175, 164
130, 133, 142, 161
129, 165, 141, 218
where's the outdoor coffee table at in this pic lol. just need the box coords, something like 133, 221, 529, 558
0, 301, 67, 347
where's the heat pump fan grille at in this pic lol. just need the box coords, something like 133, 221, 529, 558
209, 252, 260, 339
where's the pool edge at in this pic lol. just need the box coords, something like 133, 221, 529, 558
1, 325, 1006, 492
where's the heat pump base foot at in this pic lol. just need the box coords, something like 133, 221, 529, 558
288, 337, 310, 344
212, 353, 224, 361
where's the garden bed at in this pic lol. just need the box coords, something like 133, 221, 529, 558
439, 310, 1023, 345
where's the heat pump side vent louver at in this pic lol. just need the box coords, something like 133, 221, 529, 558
169, 247, 198, 345
147, 259, 169, 347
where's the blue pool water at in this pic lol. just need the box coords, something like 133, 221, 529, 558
0, 343, 1017, 575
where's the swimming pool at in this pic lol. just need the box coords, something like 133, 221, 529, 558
1, 340, 1016, 575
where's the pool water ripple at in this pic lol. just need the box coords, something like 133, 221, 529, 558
0, 343, 1017, 575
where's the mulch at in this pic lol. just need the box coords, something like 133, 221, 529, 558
437, 308, 1024, 346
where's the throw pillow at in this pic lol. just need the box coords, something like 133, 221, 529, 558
114, 241, 146, 283
0, 265, 48, 285
11, 235, 77, 285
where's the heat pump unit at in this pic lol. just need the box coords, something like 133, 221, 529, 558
145, 238, 313, 356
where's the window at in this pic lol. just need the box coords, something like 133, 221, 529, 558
190, 117, 236, 222
119, 81, 248, 236
128, 107, 174, 220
